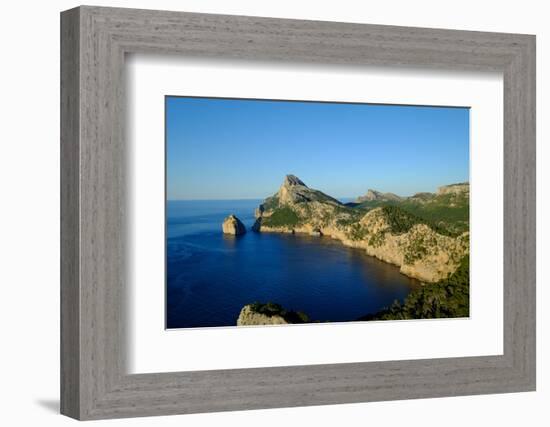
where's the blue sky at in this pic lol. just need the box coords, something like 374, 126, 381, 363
166, 96, 469, 200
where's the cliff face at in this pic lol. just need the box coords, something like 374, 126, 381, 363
253, 175, 470, 283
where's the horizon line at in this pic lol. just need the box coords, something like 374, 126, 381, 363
167, 196, 359, 202
167, 180, 469, 202
167, 182, 470, 202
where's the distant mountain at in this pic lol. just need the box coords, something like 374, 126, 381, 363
356, 182, 469, 235
252, 175, 469, 283
356, 189, 403, 203
437, 182, 469, 196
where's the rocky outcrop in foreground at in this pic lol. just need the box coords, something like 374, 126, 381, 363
237, 305, 290, 326
253, 175, 469, 283
237, 302, 309, 326
222, 214, 246, 235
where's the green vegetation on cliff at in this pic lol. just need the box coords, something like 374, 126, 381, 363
258, 189, 465, 238
348, 223, 369, 241
380, 206, 456, 237
254, 175, 469, 284
261, 207, 302, 228
360, 256, 470, 320
345, 205, 455, 243
358, 190, 469, 235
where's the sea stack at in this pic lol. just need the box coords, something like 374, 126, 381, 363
222, 214, 247, 235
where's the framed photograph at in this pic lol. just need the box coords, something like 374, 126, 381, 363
164, 97, 470, 330
61, 6, 536, 420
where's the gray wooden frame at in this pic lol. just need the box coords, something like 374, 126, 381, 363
60, 5, 536, 420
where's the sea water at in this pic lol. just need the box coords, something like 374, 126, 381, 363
166, 200, 420, 328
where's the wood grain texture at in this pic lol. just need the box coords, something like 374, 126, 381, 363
60, 5, 536, 420
60, 7, 80, 419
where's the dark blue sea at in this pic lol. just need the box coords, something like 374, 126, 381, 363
166, 200, 420, 329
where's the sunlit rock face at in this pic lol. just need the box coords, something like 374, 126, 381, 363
222, 214, 246, 235
252, 175, 470, 283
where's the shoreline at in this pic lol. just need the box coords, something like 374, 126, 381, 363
256, 225, 409, 276
254, 222, 468, 283
254, 226, 420, 282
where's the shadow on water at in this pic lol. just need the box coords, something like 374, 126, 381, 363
221, 232, 247, 249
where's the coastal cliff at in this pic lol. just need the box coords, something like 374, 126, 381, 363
253, 175, 469, 283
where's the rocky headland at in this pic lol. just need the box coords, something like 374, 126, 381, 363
252, 175, 470, 283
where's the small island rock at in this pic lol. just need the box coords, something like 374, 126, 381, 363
222, 214, 247, 235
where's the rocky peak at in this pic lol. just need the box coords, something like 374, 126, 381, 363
357, 189, 402, 203
282, 174, 307, 188
360, 189, 381, 201
279, 175, 309, 205
275, 174, 341, 206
